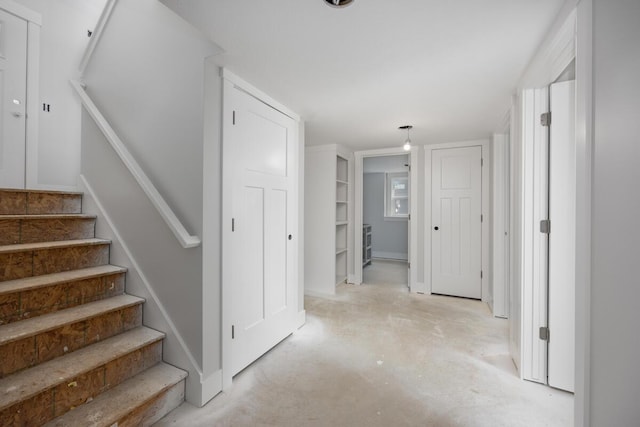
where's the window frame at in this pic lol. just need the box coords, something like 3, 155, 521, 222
384, 172, 409, 219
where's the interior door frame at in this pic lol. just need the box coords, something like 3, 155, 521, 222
0, 0, 40, 189
353, 146, 418, 291
220, 69, 303, 391
424, 139, 490, 301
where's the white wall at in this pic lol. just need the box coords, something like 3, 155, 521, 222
12, 0, 106, 190
589, 0, 640, 423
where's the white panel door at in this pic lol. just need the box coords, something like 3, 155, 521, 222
548, 80, 576, 392
431, 146, 482, 299
0, 10, 27, 188
228, 87, 298, 376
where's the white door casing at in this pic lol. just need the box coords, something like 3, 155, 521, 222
431, 146, 483, 299
547, 80, 576, 393
0, 8, 27, 188
223, 80, 299, 379
353, 146, 418, 291
521, 87, 549, 384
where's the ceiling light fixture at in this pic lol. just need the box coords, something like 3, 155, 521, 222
324, 0, 355, 8
399, 125, 413, 151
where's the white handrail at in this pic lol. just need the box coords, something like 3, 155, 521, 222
78, 0, 118, 75
70, 79, 201, 249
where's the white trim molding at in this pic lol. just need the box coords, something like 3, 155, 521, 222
0, 0, 41, 24
70, 80, 201, 249
574, 0, 593, 424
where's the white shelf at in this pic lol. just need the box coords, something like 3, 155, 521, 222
336, 247, 348, 255
336, 221, 348, 226
336, 179, 348, 185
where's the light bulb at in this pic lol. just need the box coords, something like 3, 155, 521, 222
403, 140, 411, 151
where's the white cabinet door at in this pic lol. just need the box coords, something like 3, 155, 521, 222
548, 80, 576, 393
0, 9, 27, 188
431, 146, 482, 299
226, 86, 299, 376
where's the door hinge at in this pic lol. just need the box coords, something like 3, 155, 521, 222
481, 158, 484, 167
540, 219, 550, 234
539, 326, 549, 341
480, 270, 483, 279
481, 214, 483, 223
232, 325, 235, 339
408, 262, 411, 269
232, 218, 235, 232
232, 110, 236, 125
408, 214, 411, 220
541, 112, 551, 127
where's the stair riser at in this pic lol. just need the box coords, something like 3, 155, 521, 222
0, 304, 142, 378
0, 218, 96, 245
0, 244, 109, 281
116, 380, 185, 427
0, 339, 162, 426
0, 272, 125, 326
0, 191, 82, 215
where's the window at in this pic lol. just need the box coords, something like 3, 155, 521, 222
385, 172, 409, 218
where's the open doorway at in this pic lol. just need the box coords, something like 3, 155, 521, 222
362, 155, 410, 287
354, 147, 418, 291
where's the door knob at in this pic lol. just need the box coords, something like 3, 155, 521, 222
288, 234, 293, 240
11, 112, 23, 118
434, 226, 439, 231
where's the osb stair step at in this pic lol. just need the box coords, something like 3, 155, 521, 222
0, 189, 82, 215
0, 265, 127, 326
43, 363, 187, 427
0, 239, 111, 282
0, 326, 166, 426
0, 294, 144, 378
0, 214, 97, 245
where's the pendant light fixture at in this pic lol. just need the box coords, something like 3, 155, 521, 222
399, 125, 413, 151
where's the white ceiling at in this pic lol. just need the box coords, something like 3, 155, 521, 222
162, 0, 565, 150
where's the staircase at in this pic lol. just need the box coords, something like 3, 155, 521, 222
0, 189, 186, 426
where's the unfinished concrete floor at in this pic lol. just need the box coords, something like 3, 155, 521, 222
156, 259, 572, 426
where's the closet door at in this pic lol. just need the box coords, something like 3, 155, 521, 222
225, 84, 299, 376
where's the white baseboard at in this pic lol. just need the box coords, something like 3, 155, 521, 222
372, 251, 408, 260
296, 310, 306, 329
197, 369, 223, 407
304, 288, 336, 298
413, 282, 428, 294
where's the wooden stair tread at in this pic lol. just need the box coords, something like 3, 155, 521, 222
42, 363, 187, 427
0, 189, 83, 196
0, 294, 143, 345
0, 265, 127, 295
0, 326, 164, 411
0, 214, 96, 220
0, 238, 110, 255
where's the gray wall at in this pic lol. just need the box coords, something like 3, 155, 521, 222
590, 0, 640, 424
363, 173, 408, 260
